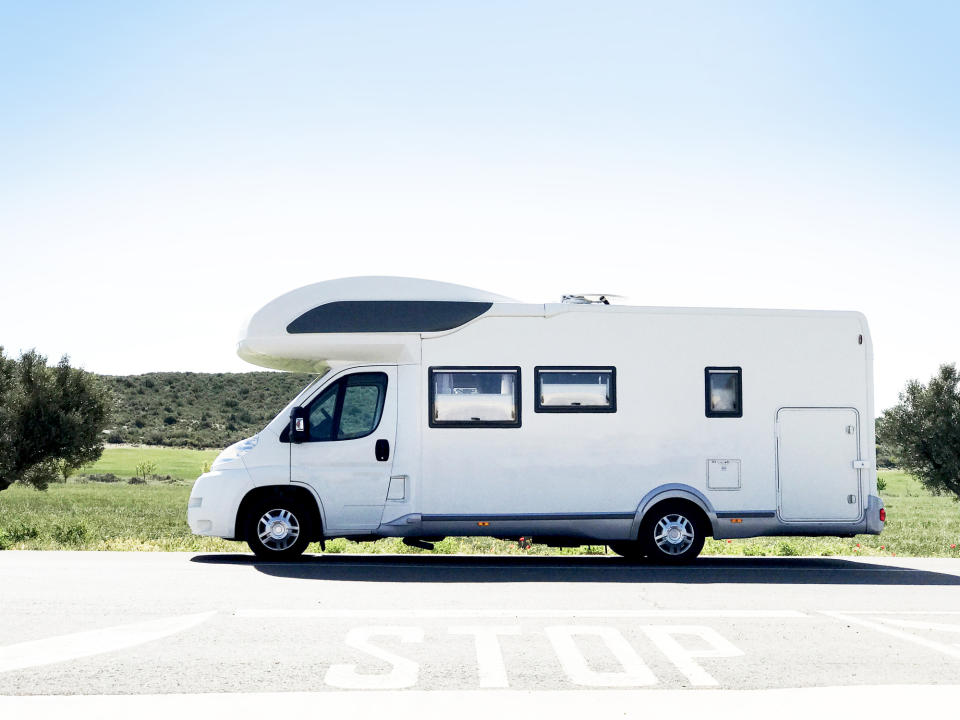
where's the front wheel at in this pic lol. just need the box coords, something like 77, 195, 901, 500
639, 502, 706, 564
245, 497, 312, 560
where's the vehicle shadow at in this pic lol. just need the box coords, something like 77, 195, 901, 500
189, 554, 960, 585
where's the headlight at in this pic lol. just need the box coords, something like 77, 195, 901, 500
211, 435, 259, 471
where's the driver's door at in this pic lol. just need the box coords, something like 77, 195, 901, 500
291, 366, 397, 533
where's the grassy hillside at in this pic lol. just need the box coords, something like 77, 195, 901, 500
99, 371, 316, 448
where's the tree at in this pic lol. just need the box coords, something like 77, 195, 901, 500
0, 348, 112, 491
878, 364, 960, 500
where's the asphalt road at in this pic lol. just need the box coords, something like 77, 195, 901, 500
3, 552, 960, 717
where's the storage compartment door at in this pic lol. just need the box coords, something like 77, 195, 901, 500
777, 407, 861, 521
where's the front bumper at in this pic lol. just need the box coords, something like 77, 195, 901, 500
187, 469, 254, 539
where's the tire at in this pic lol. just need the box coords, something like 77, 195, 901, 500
609, 541, 645, 561
245, 496, 313, 560
639, 501, 706, 564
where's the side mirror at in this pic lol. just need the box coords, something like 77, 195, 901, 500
290, 407, 309, 444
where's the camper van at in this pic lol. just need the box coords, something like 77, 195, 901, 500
187, 277, 884, 562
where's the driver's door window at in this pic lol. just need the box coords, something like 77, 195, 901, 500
308, 382, 339, 441
305, 373, 387, 442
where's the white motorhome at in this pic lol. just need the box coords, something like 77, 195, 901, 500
188, 277, 884, 562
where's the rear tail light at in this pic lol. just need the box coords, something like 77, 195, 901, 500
879, 508, 886, 523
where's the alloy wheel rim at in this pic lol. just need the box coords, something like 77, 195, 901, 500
257, 508, 300, 551
653, 513, 695, 555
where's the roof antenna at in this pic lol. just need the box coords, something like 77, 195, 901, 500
561, 293, 621, 305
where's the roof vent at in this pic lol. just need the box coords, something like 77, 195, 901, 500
561, 294, 618, 305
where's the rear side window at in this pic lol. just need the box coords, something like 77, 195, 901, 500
705, 367, 742, 418
535, 367, 616, 412
429, 367, 521, 427
304, 372, 387, 441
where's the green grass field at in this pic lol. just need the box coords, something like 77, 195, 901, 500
1, 448, 958, 555
79, 446, 220, 480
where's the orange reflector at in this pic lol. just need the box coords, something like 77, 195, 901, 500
477, 521, 490, 526
729, 518, 742, 524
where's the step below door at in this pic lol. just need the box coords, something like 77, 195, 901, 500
777, 407, 861, 522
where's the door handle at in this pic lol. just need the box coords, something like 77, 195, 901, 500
375, 439, 390, 462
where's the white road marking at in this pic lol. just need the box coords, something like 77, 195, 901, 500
235, 608, 808, 619
877, 618, 960, 633
5, 686, 957, 720
641, 625, 745, 686
448, 626, 520, 688
0, 612, 215, 674
545, 626, 658, 687
821, 612, 960, 659
324, 626, 424, 690
822, 610, 960, 615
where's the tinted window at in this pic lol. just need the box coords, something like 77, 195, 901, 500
304, 372, 388, 441
705, 367, 742, 418
429, 367, 521, 427
287, 301, 492, 334
535, 367, 616, 412
339, 375, 387, 439
308, 382, 339, 441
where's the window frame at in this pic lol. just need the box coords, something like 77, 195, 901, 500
335, 373, 388, 441
283, 371, 388, 443
428, 366, 522, 428
704, 366, 743, 418
533, 366, 617, 413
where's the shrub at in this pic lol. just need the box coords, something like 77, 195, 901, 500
879, 364, 960, 500
777, 541, 799, 556
52, 521, 88, 545
134, 460, 158, 480
4, 521, 40, 543
85, 473, 121, 483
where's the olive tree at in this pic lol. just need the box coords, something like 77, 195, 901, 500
878, 363, 960, 500
0, 348, 111, 491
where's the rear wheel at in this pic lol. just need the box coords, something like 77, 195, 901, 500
639, 501, 706, 564
245, 496, 312, 560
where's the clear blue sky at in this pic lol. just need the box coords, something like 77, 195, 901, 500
1, 1, 957, 409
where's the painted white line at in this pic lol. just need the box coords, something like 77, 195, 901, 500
640, 625, 744, 687
820, 610, 960, 615
821, 611, 960, 659
234, 608, 808, 619
324, 626, 424, 690
0, 612, 216, 674
2, 687, 960, 720
448, 626, 520, 688
877, 618, 960, 633
545, 626, 658, 687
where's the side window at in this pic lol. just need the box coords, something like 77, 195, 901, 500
338, 374, 387, 440
308, 381, 340, 441
305, 372, 388, 441
705, 367, 742, 418
535, 367, 616, 412
429, 367, 521, 427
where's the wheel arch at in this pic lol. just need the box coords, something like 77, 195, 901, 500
631, 484, 717, 539
235, 484, 326, 542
